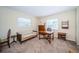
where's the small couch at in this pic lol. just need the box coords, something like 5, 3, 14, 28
17, 32, 37, 44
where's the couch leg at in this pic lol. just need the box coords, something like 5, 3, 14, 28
19, 42, 22, 44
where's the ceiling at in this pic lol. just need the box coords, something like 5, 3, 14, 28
7, 6, 76, 16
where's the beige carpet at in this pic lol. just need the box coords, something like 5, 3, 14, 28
1, 37, 79, 53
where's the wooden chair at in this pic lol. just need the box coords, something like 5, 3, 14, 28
38, 25, 46, 39
0, 29, 11, 48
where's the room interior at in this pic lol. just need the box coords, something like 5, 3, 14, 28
0, 6, 79, 53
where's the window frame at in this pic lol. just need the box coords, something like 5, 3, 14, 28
17, 17, 32, 28
46, 18, 59, 31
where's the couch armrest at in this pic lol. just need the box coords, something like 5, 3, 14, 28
17, 32, 22, 43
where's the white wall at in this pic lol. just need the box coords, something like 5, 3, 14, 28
0, 7, 38, 39
76, 7, 79, 45
39, 9, 76, 41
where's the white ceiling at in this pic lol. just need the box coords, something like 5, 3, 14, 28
7, 6, 76, 16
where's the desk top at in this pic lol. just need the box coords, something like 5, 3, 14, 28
39, 31, 54, 34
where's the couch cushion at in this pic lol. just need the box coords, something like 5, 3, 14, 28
0, 39, 7, 42
21, 33, 37, 41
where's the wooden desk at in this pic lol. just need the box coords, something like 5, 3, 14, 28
39, 31, 54, 44
58, 32, 66, 40
38, 25, 54, 44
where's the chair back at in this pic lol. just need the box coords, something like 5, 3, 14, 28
38, 25, 45, 32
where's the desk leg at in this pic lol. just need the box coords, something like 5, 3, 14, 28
47, 34, 51, 44
52, 33, 54, 40
39, 34, 40, 40
48, 39, 51, 44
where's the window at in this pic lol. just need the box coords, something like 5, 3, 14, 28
46, 19, 58, 31
17, 17, 31, 28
